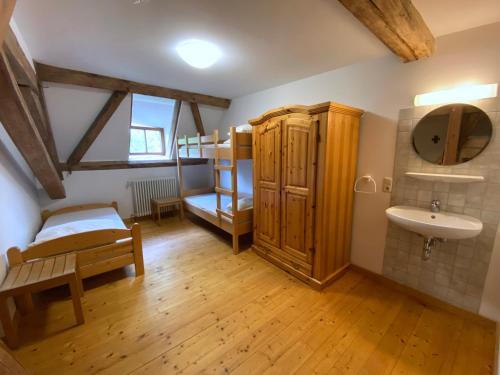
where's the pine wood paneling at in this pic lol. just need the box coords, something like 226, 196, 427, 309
253, 121, 281, 249
281, 117, 317, 265
250, 102, 362, 288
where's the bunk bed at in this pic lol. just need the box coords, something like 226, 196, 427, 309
176, 126, 253, 254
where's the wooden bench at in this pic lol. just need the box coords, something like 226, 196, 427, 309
0, 253, 84, 349
151, 197, 184, 224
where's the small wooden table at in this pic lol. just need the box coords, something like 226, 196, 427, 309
0, 253, 84, 349
151, 197, 184, 224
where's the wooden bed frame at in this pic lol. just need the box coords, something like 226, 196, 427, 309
176, 127, 253, 254
7, 202, 144, 281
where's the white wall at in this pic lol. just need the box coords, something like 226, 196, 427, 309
0, 126, 41, 282
222, 22, 500, 278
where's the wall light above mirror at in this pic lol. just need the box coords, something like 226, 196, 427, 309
412, 104, 493, 166
414, 83, 497, 106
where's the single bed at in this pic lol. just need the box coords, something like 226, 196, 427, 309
7, 202, 144, 281
177, 126, 253, 254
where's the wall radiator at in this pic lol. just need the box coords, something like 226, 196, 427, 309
129, 177, 179, 217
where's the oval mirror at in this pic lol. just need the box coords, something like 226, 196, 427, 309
412, 104, 493, 165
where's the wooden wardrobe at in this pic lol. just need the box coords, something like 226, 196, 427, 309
249, 102, 363, 289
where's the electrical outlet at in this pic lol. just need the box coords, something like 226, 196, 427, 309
382, 177, 393, 193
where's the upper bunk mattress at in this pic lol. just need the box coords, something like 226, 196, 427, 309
33, 207, 126, 245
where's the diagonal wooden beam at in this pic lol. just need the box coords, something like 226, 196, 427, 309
189, 102, 205, 136
19, 85, 61, 177
37, 81, 61, 176
338, 0, 435, 62
0, 51, 65, 198
36, 62, 232, 108
0, 0, 15, 46
3, 26, 38, 91
66, 91, 127, 166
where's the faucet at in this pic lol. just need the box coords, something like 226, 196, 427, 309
431, 199, 441, 213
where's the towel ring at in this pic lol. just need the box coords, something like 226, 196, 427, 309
354, 175, 377, 194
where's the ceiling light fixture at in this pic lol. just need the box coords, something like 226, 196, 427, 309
414, 83, 498, 107
176, 39, 222, 69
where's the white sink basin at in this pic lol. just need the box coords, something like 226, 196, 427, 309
386, 206, 483, 240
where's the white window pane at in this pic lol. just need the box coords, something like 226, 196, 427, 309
145, 130, 163, 153
130, 128, 146, 153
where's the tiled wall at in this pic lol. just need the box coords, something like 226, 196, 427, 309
383, 97, 500, 312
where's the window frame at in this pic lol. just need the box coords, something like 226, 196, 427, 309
128, 125, 166, 156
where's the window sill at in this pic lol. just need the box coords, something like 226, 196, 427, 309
128, 155, 171, 162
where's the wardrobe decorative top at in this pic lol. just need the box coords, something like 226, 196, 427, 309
248, 102, 364, 125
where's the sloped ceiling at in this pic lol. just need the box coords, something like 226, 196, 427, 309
14, 0, 500, 99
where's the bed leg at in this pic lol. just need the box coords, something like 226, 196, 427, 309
179, 202, 184, 220
232, 234, 239, 255
14, 294, 34, 315
131, 223, 145, 276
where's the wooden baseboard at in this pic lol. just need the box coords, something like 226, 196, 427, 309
350, 264, 495, 328
496, 323, 499, 375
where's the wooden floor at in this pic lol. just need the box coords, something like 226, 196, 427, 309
8, 217, 496, 374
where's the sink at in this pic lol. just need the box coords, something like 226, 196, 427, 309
386, 205, 483, 240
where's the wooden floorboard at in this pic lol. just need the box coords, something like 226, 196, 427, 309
8, 217, 496, 374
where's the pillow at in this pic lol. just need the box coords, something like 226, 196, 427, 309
227, 124, 252, 136
235, 124, 252, 133
227, 197, 253, 212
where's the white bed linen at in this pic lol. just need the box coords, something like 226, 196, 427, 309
184, 193, 253, 215
33, 207, 126, 245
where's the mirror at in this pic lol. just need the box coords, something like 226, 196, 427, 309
412, 104, 492, 165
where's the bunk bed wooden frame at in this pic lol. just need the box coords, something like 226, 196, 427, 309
176, 127, 252, 254
7, 202, 144, 281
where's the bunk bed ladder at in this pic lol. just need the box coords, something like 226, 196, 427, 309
214, 128, 240, 254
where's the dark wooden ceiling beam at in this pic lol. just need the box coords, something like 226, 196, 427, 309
36, 81, 61, 176
0, 51, 65, 198
67, 91, 127, 167
60, 159, 206, 171
189, 102, 205, 136
3, 27, 39, 91
35, 62, 232, 108
18, 85, 61, 177
0, 0, 15, 46
338, 0, 435, 62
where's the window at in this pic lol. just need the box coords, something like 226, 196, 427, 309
129, 126, 165, 155
129, 94, 179, 160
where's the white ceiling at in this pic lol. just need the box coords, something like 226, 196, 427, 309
413, 0, 500, 37
13, 0, 500, 99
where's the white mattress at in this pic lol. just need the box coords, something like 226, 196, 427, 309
33, 207, 126, 245
184, 193, 231, 215
184, 193, 252, 215
179, 143, 230, 149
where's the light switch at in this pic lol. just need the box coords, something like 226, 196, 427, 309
382, 177, 393, 193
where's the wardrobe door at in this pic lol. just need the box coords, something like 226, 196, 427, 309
254, 120, 281, 248
281, 117, 318, 265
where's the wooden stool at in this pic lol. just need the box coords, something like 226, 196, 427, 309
0, 253, 84, 349
151, 197, 183, 224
